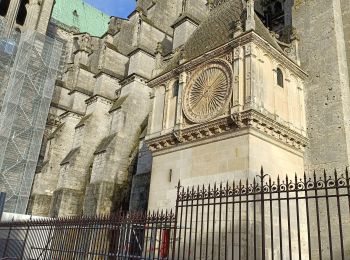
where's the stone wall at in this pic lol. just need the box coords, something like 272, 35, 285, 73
148, 130, 304, 210
293, 0, 350, 172
340, 0, 350, 88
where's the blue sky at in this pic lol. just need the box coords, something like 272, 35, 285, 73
83, 0, 136, 18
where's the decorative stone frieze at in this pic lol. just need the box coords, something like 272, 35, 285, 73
146, 109, 308, 153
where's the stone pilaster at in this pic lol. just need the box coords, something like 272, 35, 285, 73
232, 46, 244, 113
175, 71, 186, 129
5, 0, 20, 34
36, 0, 55, 34
24, 0, 41, 30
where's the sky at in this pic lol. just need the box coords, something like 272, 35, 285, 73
83, 0, 136, 18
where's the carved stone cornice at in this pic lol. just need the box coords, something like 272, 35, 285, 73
85, 95, 113, 106
146, 116, 235, 152
148, 31, 307, 88
59, 111, 84, 120
120, 73, 148, 86
146, 109, 308, 154
239, 110, 308, 149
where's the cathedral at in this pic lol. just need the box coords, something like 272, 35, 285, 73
0, 0, 349, 218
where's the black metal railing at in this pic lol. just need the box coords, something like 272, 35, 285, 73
0, 192, 5, 220
173, 168, 350, 260
1, 168, 350, 259
0, 212, 176, 259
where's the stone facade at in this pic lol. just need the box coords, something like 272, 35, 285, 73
146, 0, 307, 209
0, 0, 349, 218
28, 0, 208, 216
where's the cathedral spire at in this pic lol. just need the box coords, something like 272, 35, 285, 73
245, 0, 255, 31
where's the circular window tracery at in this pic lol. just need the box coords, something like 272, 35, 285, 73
183, 62, 232, 123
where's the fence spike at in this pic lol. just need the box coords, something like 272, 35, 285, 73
334, 168, 338, 180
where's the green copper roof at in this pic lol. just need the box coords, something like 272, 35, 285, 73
51, 0, 110, 37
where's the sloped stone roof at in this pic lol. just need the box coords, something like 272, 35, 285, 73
48, 123, 65, 140
109, 96, 128, 113
94, 133, 117, 155
61, 148, 80, 165
75, 114, 91, 128
161, 0, 282, 74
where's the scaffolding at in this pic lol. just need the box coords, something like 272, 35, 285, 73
0, 19, 64, 214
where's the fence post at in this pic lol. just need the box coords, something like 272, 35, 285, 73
20, 216, 31, 259
42, 223, 54, 260
171, 180, 181, 260
260, 167, 266, 260
2, 218, 14, 258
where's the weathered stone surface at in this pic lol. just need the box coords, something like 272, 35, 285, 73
14, 0, 349, 226
293, 0, 350, 172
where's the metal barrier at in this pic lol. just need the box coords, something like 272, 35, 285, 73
1, 168, 350, 259
0, 192, 5, 220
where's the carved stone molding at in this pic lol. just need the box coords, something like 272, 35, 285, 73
149, 31, 307, 88
146, 109, 308, 153
85, 95, 113, 106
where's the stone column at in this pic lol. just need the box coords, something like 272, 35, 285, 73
174, 71, 186, 130
24, 0, 41, 30
244, 43, 255, 109
5, 0, 20, 35
232, 46, 244, 113
161, 85, 170, 133
147, 91, 155, 136
36, 0, 55, 34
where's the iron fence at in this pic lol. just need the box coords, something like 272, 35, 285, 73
0, 212, 176, 259
0, 192, 5, 220
173, 168, 350, 260
0, 168, 350, 259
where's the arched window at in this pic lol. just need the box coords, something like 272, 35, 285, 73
16, 0, 28, 26
172, 80, 179, 98
0, 0, 10, 17
277, 68, 284, 88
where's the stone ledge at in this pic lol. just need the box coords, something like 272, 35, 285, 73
146, 109, 308, 154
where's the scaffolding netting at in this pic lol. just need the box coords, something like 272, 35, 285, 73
0, 19, 64, 214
